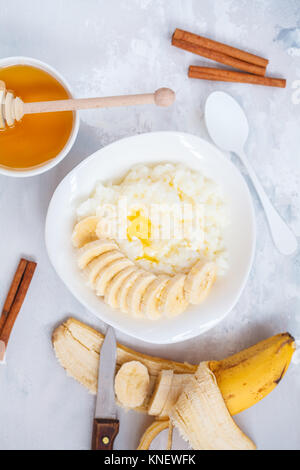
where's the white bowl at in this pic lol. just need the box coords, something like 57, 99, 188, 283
45, 132, 256, 344
0, 56, 80, 177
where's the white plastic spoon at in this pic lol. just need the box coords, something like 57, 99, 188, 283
205, 91, 297, 256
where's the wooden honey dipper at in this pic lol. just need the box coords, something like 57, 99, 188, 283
0, 80, 175, 129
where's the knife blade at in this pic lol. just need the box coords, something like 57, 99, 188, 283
92, 326, 119, 450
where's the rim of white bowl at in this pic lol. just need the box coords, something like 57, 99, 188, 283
0, 56, 80, 178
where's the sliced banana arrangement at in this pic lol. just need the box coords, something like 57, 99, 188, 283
72, 216, 218, 320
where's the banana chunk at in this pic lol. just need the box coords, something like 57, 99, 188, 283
159, 274, 188, 317
148, 369, 173, 416
160, 373, 192, 418
87, 250, 123, 287
115, 361, 150, 408
105, 266, 137, 309
117, 269, 145, 313
96, 258, 135, 296
184, 260, 217, 305
141, 275, 170, 320
77, 239, 118, 269
127, 272, 156, 317
72, 216, 99, 248
171, 362, 256, 450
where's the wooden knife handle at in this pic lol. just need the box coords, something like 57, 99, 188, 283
92, 418, 119, 450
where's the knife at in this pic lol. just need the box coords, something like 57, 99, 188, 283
91, 326, 119, 450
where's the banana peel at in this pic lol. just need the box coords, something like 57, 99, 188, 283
52, 318, 295, 448
53, 318, 294, 410
171, 362, 256, 450
52, 318, 196, 410
209, 332, 295, 416
138, 332, 295, 449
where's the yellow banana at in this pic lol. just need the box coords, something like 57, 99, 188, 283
138, 332, 295, 449
52, 318, 295, 448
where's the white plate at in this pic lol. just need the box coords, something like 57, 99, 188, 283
45, 132, 256, 344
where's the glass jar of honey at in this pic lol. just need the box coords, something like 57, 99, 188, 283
0, 58, 79, 177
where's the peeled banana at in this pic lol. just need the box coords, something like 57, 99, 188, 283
53, 319, 295, 449
137, 331, 296, 449
53, 319, 295, 450
53, 318, 295, 418
171, 362, 256, 450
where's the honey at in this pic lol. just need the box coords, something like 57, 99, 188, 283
0, 65, 74, 171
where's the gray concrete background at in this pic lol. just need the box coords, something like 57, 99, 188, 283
0, 0, 299, 450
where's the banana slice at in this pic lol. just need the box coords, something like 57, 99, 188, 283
77, 239, 118, 269
159, 274, 188, 318
96, 258, 135, 296
105, 266, 137, 309
86, 250, 124, 287
117, 269, 145, 313
141, 275, 170, 320
127, 272, 156, 317
72, 216, 99, 248
184, 260, 217, 305
115, 361, 150, 408
148, 369, 173, 416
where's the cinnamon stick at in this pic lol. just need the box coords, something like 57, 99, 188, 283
188, 66, 286, 88
0, 260, 36, 357
173, 29, 269, 68
0, 258, 28, 334
172, 37, 267, 77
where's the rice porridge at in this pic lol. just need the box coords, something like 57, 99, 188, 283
76, 163, 229, 276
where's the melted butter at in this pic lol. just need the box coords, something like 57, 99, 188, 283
127, 211, 159, 263
127, 211, 151, 244
136, 254, 159, 264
